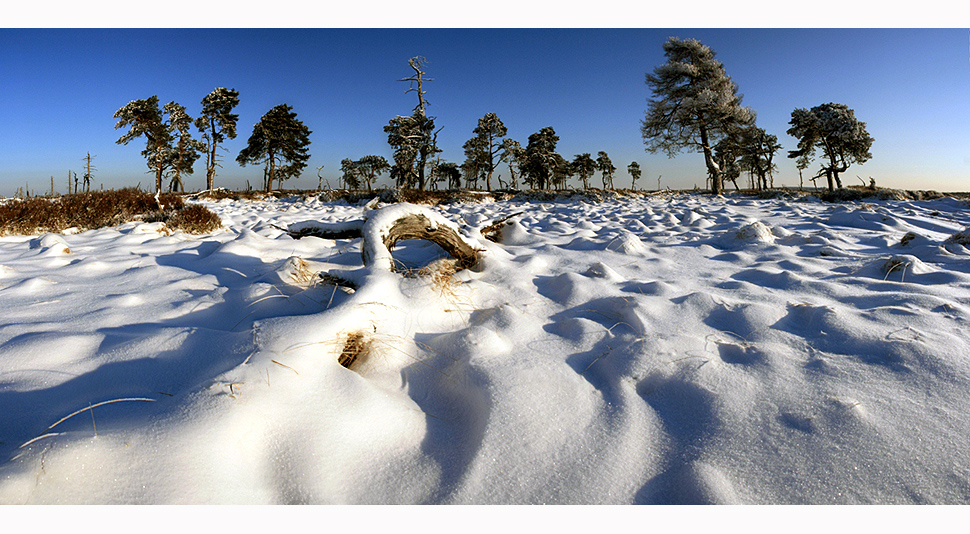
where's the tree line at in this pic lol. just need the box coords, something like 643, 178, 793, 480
113, 39, 874, 195
337, 57, 643, 194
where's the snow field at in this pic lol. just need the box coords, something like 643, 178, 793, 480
2, 192, 970, 503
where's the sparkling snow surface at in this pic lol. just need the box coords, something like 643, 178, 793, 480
3, 192, 970, 504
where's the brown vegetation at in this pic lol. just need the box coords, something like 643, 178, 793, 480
0, 188, 220, 236
338, 331, 370, 370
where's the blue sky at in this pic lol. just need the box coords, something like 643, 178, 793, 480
2, 21, 968, 194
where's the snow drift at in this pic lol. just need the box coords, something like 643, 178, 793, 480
2, 192, 970, 504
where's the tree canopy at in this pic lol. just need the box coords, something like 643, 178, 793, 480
641, 37, 754, 194
385, 112, 438, 190
236, 104, 312, 192
787, 102, 873, 191
113, 96, 172, 193
520, 127, 561, 190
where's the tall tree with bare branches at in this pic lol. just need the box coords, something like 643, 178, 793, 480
387, 56, 439, 190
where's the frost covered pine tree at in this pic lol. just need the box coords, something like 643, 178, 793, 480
499, 138, 524, 190
520, 127, 561, 190
236, 104, 312, 192
195, 88, 240, 191
786, 102, 873, 191
641, 37, 754, 194
461, 135, 487, 190
162, 102, 204, 193
739, 126, 782, 190
340, 158, 362, 190
386, 113, 436, 189
113, 96, 173, 193
385, 57, 440, 191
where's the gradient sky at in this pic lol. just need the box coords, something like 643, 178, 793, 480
2, 25, 968, 195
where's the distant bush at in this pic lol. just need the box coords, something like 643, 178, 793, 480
0, 188, 220, 236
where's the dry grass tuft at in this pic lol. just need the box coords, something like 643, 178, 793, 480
0, 188, 220, 235
418, 258, 460, 297
165, 203, 223, 234
338, 331, 372, 370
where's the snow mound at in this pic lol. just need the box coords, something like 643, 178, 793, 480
605, 230, 648, 255
716, 221, 775, 247
945, 227, 970, 247
28, 234, 71, 255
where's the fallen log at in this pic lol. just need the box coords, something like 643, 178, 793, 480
277, 220, 364, 240
480, 211, 524, 243
361, 205, 483, 272
283, 203, 484, 273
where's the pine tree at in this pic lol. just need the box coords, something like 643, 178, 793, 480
385, 112, 436, 189
388, 57, 439, 190
713, 135, 743, 190
195, 88, 240, 191
340, 158, 362, 189
162, 102, 204, 192
628, 161, 642, 190
738, 126, 781, 190
236, 104, 312, 192
113, 96, 172, 193
520, 127, 560, 190
572, 153, 596, 190
461, 135, 487, 189
641, 37, 754, 194
787, 102, 873, 191
437, 162, 462, 190
550, 154, 572, 190
596, 151, 616, 190
499, 138, 524, 190
464, 112, 507, 191
356, 155, 390, 191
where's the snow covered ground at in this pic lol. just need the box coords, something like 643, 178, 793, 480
2, 191, 970, 504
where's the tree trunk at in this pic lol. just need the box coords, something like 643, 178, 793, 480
208, 124, 218, 190
699, 123, 721, 194
155, 156, 163, 194
266, 151, 277, 192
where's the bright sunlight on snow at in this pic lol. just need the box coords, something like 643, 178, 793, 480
3, 191, 970, 504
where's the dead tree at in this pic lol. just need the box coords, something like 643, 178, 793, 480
82, 152, 96, 192
400, 56, 432, 118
